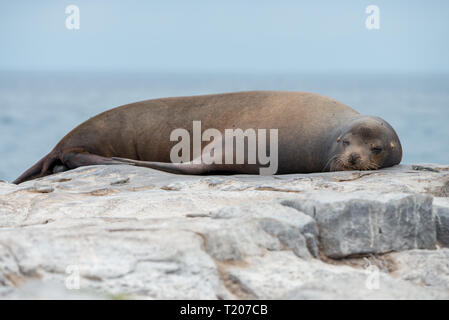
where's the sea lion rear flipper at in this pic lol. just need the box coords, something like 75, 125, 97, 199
13, 151, 58, 184
13, 150, 135, 184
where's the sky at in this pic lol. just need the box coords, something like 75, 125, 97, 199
0, 0, 448, 73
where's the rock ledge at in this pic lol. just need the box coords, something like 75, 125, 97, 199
0, 164, 448, 299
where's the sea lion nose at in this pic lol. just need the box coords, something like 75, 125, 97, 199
349, 153, 360, 165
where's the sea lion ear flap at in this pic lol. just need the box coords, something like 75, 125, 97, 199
390, 142, 395, 149
336, 136, 341, 142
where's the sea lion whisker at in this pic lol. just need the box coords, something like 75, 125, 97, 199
323, 155, 338, 172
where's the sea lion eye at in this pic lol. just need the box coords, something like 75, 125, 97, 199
371, 147, 382, 154
343, 140, 350, 146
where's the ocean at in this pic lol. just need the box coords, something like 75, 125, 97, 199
1, 71, 448, 182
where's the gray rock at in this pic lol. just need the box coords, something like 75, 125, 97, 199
200, 217, 283, 261
388, 248, 449, 289
281, 192, 435, 258
259, 219, 311, 258
226, 251, 448, 300
4, 280, 109, 300
210, 203, 319, 258
1, 163, 449, 299
282, 274, 447, 300
434, 198, 449, 247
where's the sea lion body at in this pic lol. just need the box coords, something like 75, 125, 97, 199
13, 91, 402, 184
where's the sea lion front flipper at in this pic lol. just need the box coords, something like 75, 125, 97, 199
111, 157, 209, 175
62, 149, 135, 169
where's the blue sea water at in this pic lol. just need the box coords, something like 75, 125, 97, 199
1, 71, 448, 182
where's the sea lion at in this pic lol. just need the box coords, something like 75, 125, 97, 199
13, 91, 402, 184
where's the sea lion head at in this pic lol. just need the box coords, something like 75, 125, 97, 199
329, 116, 402, 171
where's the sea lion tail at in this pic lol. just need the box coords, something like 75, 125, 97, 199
13, 151, 59, 184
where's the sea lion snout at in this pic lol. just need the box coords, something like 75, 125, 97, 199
348, 153, 361, 165
337, 143, 373, 171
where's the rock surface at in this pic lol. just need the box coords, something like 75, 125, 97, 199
281, 192, 435, 258
434, 197, 449, 247
0, 163, 448, 299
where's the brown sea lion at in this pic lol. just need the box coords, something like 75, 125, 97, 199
13, 91, 402, 184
